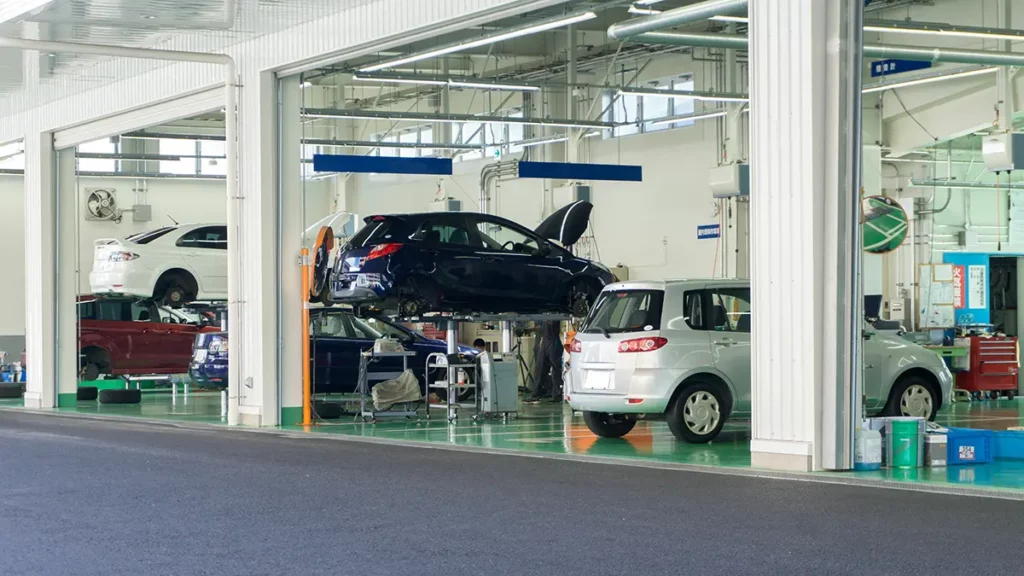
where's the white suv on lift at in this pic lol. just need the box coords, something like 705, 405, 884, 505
567, 279, 954, 443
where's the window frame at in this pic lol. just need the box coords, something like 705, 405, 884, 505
176, 226, 228, 250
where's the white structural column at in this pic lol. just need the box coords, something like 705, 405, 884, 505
749, 0, 863, 471
22, 130, 56, 409
279, 74, 305, 425
233, 69, 280, 425
55, 148, 78, 407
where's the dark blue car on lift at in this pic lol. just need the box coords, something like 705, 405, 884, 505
189, 308, 476, 394
323, 202, 614, 317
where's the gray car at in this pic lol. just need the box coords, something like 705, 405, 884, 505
567, 279, 954, 442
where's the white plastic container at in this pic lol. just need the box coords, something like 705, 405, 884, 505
854, 429, 883, 471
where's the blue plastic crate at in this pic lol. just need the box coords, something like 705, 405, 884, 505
946, 428, 994, 465
993, 430, 1024, 460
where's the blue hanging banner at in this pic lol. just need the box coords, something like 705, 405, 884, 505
518, 161, 642, 182
870, 59, 932, 78
312, 154, 453, 175
697, 224, 721, 240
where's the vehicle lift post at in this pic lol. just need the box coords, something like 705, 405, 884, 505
301, 248, 312, 427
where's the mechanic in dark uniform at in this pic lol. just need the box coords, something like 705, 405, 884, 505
525, 320, 563, 404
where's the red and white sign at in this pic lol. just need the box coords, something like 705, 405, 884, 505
953, 265, 965, 309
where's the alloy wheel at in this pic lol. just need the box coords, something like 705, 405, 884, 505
899, 384, 933, 418
683, 391, 721, 434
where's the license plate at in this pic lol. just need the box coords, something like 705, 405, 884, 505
194, 350, 208, 362
582, 370, 611, 390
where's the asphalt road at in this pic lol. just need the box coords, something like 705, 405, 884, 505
1, 412, 1023, 576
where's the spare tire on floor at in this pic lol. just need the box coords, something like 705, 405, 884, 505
99, 388, 142, 404
77, 386, 99, 401
314, 400, 343, 420
0, 382, 23, 399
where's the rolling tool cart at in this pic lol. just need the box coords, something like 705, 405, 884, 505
355, 349, 419, 422
425, 352, 478, 422
955, 335, 1019, 400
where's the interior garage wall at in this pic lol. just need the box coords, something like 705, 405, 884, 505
344, 118, 724, 280
0, 175, 331, 350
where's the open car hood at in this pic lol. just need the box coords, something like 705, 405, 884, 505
533, 201, 592, 247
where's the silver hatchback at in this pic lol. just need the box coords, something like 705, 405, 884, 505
568, 279, 954, 443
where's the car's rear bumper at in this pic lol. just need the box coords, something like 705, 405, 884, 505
89, 270, 153, 299
331, 273, 390, 302
189, 361, 227, 388
568, 391, 669, 414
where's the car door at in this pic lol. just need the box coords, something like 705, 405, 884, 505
408, 215, 484, 306
177, 226, 228, 298
706, 285, 752, 413
861, 327, 892, 411
309, 311, 380, 394
151, 305, 204, 373
470, 215, 565, 307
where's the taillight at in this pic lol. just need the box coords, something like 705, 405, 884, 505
570, 338, 582, 353
107, 252, 140, 262
209, 336, 229, 354
366, 243, 403, 261
618, 337, 667, 353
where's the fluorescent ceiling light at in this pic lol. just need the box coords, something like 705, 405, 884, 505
520, 136, 568, 148
451, 80, 540, 91
353, 74, 539, 91
710, 15, 749, 23
619, 87, 749, 103
628, 5, 661, 15
865, 23, 1024, 42
353, 75, 447, 87
635, 0, 668, 5
359, 11, 597, 72
0, 0, 55, 24
861, 67, 997, 94
651, 110, 728, 126
304, 110, 611, 130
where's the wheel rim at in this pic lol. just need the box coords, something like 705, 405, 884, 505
900, 384, 933, 417
683, 391, 720, 434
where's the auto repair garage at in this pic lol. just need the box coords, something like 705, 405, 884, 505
3, 0, 1024, 494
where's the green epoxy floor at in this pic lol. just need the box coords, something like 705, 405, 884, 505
6, 388, 1024, 492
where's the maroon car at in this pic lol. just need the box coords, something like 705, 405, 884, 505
77, 296, 219, 380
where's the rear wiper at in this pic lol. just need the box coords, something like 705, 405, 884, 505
599, 327, 610, 339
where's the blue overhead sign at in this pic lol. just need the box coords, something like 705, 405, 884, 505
312, 154, 453, 175
697, 224, 721, 240
518, 161, 642, 182
870, 59, 932, 78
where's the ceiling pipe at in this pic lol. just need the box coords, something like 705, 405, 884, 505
910, 179, 1024, 190
608, 0, 748, 40
630, 31, 1024, 67
0, 36, 240, 427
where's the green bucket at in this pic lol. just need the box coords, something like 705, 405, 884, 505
887, 417, 921, 469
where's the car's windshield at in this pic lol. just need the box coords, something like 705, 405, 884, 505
582, 290, 664, 334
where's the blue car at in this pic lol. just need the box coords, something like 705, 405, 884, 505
326, 202, 614, 317
189, 308, 477, 395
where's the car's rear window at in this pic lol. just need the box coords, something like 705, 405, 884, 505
582, 290, 664, 334
126, 227, 176, 245
347, 218, 402, 248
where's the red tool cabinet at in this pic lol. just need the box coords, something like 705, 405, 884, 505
955, 336, 1019, 399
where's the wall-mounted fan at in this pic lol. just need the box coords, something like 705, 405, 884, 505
85, 188, 121, 223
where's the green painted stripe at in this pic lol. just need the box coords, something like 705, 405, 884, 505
280, 406, 303, 426
57, 393, 78, 408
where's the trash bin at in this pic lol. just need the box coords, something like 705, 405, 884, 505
887, 417, 923, 469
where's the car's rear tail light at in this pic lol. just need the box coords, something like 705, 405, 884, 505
618, 337, 667, 353
366, 243, 403, 261
570, 338, 582, 353
107, 251, 140, 262
626, 398, 644, 404
209, 336, 229, 354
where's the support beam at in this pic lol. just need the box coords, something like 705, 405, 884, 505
22, 131, 55, 409
749, 0, 862, 472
